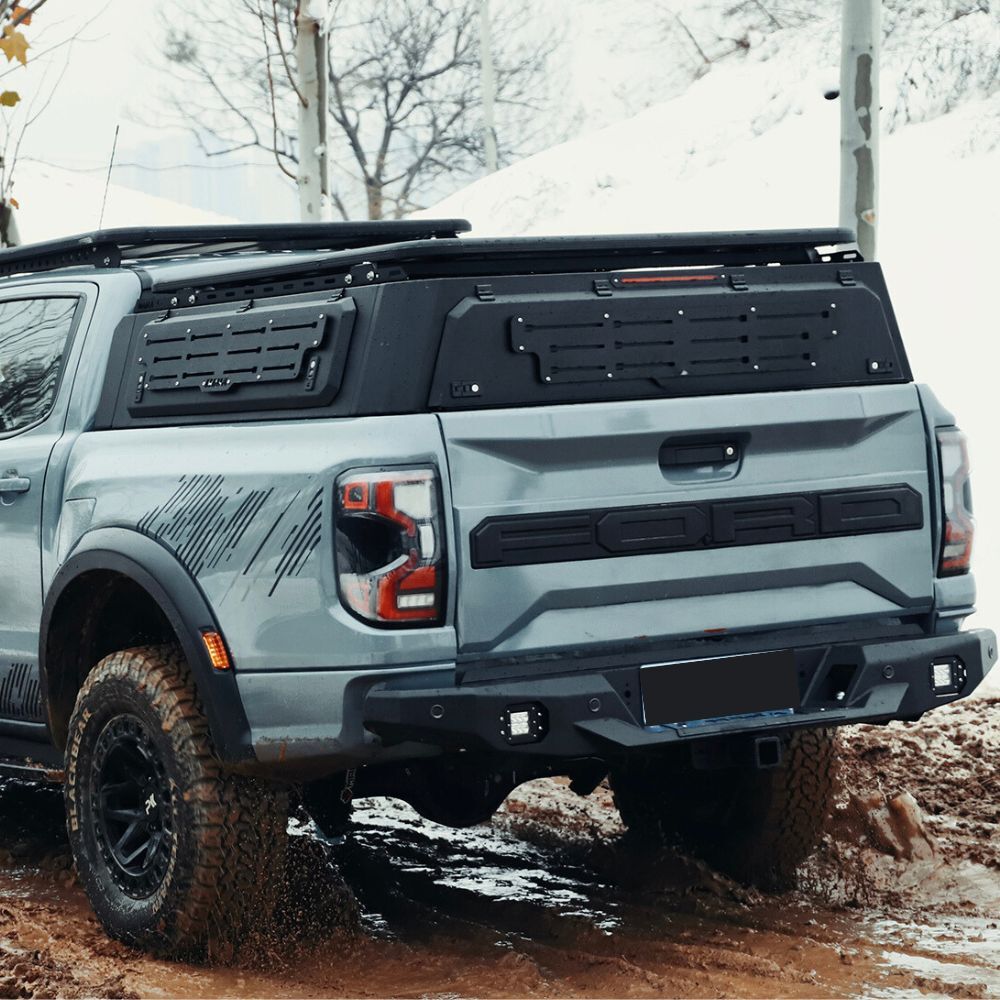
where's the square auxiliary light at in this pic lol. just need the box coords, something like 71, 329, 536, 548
930, 657, 967, 696
509, 710, 531, 737
501, 702, 548, 745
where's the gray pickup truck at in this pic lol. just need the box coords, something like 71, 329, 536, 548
0, 222, 992, 958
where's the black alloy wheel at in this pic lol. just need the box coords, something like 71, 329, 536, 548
91, 714, 173, 898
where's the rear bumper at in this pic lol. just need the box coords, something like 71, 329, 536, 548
362, 628, 997, 758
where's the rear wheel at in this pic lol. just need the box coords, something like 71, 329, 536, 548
610, 728, 837, 889
65, 644, 288, 960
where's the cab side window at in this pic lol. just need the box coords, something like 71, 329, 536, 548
0, 298, 77, 434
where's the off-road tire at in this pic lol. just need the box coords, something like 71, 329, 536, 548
65, 644, 288, 960
610, 728, 837, 890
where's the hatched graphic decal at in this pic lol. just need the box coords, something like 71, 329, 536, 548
138, 475, 323, 593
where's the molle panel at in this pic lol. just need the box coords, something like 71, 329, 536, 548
0, 661, 43, 722
429, 264, 908, 410
127, 297, 355, 417
511, 292, 843, 384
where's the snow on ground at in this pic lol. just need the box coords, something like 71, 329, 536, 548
426, 64, 1000, 694
12, 163, 236, 243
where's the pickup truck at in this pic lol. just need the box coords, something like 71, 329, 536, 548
0, 222, 992, 958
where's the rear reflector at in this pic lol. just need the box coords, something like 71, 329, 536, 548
937, 428, 974, 576
335, 468, 445, 626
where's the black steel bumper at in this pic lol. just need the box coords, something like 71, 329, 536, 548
363, 628, 997, 758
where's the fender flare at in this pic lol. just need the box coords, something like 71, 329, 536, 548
40, 527, 253, 762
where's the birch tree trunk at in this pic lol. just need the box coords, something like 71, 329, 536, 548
296, 0, 331, 221
478, 0, 498, 173
839, 0, 880, 260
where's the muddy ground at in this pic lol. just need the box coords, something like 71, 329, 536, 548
1, 695, 997, 999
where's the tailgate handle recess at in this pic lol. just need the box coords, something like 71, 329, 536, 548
659, 442, 739, 468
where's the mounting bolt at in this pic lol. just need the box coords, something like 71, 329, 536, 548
187, 295, 196, 304
607, 372, 614, 379
677, 309, 684, 316
603, 313, 610, 320
366, 270, 375, 281
319, 313, 325, 319
830, 303, 837, 309
681, 369, 688, 375
137, 357, 143, 364
344, 274, 353, 285
588, 698, 601, 713
169, 297, 178, 307
753, 364, 760, 370
832, 329, 838, 335
725, 446, 735, 457
516, 316, 524, 324
882, 664, 895, 679
871, 361, 880, 371
312, 340, 319, 347
811, 361, 817, 367
835, 690, 846, 702
750, 306, 757, 313
471, 383, 480, 392
103, 257, 111, 266
544, 376, 552, 382
518, 345, 525, 351
430, 704, 444, 720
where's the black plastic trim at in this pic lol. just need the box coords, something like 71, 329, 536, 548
471, 484, 924, 568
39, 530, 253, 762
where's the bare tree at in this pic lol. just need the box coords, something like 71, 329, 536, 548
160, 0, 554, 220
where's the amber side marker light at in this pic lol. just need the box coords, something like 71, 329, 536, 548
201, 630, 232, 671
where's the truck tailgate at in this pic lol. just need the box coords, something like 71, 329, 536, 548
439, 384, 933, 655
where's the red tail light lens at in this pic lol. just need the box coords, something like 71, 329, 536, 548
335, 468, 445, 625
937, 428, 974, 576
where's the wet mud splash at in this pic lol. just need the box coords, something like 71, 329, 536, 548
1, 696, 998, 998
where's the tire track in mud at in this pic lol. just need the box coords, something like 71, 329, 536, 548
0, 696, 997, 998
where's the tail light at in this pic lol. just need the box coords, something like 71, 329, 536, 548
937, 428, 974, 576
335, 468, 445, 626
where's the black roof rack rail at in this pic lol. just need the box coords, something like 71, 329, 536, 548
0, 220, 472, 279
138, 226, 860, 300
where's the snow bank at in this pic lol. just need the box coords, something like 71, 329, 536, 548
12, 163, 236, 243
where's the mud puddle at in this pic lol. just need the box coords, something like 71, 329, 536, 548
0, 695, 997, 998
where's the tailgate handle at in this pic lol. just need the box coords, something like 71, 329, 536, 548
659, 442, 739, 467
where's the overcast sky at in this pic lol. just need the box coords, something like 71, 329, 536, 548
15, 2, 164, 169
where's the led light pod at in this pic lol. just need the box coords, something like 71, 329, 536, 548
335, 468, 445, 626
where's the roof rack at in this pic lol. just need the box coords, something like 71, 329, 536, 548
0, 220, 472, 279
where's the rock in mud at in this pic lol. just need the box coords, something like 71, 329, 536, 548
848, 790, 935, 860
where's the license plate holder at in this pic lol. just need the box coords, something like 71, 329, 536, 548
641, 649, 799, 727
